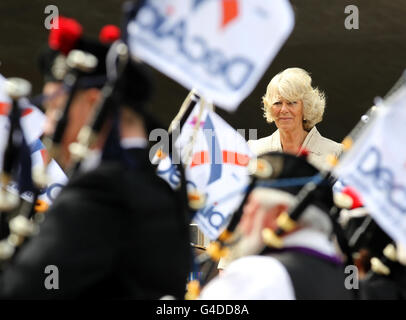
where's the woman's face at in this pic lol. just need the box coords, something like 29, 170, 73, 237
270, 97, 304, 132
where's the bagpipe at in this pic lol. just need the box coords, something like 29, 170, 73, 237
368, 242, 406, 285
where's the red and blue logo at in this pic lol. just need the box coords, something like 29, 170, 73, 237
192, 0, 239, 29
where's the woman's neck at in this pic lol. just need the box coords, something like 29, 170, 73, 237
279, 127, 308, 155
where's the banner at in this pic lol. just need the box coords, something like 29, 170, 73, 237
0, 74, 67, 205
28, 138, 68, 205
127, 0, 294, 111
157, 102, 252, 239
334, 85, 406, 247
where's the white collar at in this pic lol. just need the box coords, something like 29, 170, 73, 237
282, 228, 341, 260
301, 126, 318, 150
120, 137, 148, 149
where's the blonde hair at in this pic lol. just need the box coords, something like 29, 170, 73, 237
262, 68, 326, 131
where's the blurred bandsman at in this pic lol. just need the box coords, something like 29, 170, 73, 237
0, 18, 191, 299
340, 207, 406, 299
201, 152, 353, 299
36, 18, 122, 170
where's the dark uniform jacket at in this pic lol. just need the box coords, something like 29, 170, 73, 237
266, 249, 354, 300
0, 148, 191, 299
360, 265, 406, 299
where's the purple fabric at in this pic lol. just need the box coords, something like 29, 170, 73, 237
270, 246, 343, 265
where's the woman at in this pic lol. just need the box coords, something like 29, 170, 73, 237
249, 67, 342, 171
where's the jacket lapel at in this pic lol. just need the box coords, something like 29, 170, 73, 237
271, 130, 283, 152
301, 127, 322, 156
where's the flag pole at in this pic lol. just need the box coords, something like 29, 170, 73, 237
181, 96, 206, 168
168, 89, 198, 134
152, 89, 200, 166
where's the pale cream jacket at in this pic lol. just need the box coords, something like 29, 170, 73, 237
248, 126, 343, 171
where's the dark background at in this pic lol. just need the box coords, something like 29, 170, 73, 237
0, 0, 405, 142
